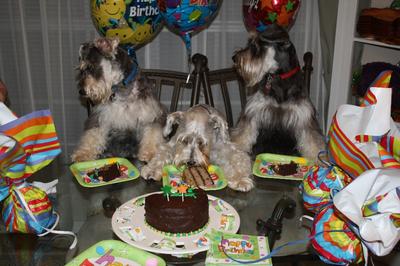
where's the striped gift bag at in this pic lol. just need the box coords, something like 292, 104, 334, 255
327, 71, 400, 178
0, 109, 61, 234
0, 109, 61, 186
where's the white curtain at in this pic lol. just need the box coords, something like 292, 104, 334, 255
0, 0, 326, 229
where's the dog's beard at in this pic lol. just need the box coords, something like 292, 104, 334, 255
82, 77, 111, 103
173, 143, 210, 167
235, 47, 278, 87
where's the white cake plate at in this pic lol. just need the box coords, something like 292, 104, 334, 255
111, 192, 240, 255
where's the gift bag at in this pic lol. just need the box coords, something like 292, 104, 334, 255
327, 71, 400, 178
305, 71, 400, 263
0, 108, 76, 248
310, 204, 364, 265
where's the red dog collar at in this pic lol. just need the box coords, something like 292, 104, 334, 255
264, 66, 301, 93
279, 66, 301, 80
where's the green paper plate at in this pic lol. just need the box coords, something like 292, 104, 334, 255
253, 153, 313, 180
65, 240, 166, 266
70, 157, 139, 188
162, 164, 227, 191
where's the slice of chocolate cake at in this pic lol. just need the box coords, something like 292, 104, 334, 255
183, 166, 214, 188
272, 161, 298, 176
87, 163, 122, 182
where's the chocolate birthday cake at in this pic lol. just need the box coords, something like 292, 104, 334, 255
144, 188, 209, 234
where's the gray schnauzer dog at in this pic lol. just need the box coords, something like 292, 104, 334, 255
141, 104, 254, 192
71, 37, 166, 162
231, 24, 325, 161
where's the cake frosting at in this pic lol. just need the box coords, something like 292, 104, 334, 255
144, 188, 209, 234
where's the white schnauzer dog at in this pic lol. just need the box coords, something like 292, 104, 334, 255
231, 24, 325, 161
71, 37, 166, 162
141, 104, 254, 192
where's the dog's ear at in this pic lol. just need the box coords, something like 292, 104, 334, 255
163, 111, 184, 139
209, 113, 229, 143
94, 37, 119, 56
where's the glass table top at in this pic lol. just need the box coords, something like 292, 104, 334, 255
0, 161, 318, 265
65, 175, 313, 265
2, 161, 399, 265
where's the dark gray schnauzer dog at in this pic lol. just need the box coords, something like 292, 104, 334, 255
71, 37, 166, 162
231, 24, 325, 161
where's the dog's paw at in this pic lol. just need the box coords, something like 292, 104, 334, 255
140, 164, 162, 181
71, 150, 96, 162
138, 149, 154, 163
228, 177, 254, 192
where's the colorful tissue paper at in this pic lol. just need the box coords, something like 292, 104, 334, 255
301, 165, 351, 213
333, 168, 400, 256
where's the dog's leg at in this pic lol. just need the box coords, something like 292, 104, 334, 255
231, 116, 258, 153
296, 120, 326, 163
212, 143, 254, 192
138, 124, 164, 163
140, 143, 173, 181
71, 127, 107, 162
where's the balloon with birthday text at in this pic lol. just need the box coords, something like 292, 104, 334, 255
243, 0, 301, 32
90, 0, 164, 49
157, 0, 222, 60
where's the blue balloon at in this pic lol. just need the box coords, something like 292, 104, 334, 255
157, 0, 222, 57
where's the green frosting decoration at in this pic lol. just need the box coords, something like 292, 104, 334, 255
161, 185, 196, 198
161, 185, 172, 197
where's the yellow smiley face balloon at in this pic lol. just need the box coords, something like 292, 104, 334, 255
105, 27, 135, 43
90, 0, 164, 49
91, 0, 127, 29
131, 20, 153, 43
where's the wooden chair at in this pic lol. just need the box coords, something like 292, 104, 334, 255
143, 52, 313, 127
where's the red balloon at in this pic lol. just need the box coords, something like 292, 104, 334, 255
243, 0, 301, 32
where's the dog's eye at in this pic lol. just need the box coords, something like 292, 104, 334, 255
181, 138, 188, 145
249, 42, 262, 56
277, 41, 291, 50
197, 139, 203, 147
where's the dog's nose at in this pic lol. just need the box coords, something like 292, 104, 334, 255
79, 43, 90, 59
187, 160, 196, 167
232, 54, 237, 63
78, 89, 87, 96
